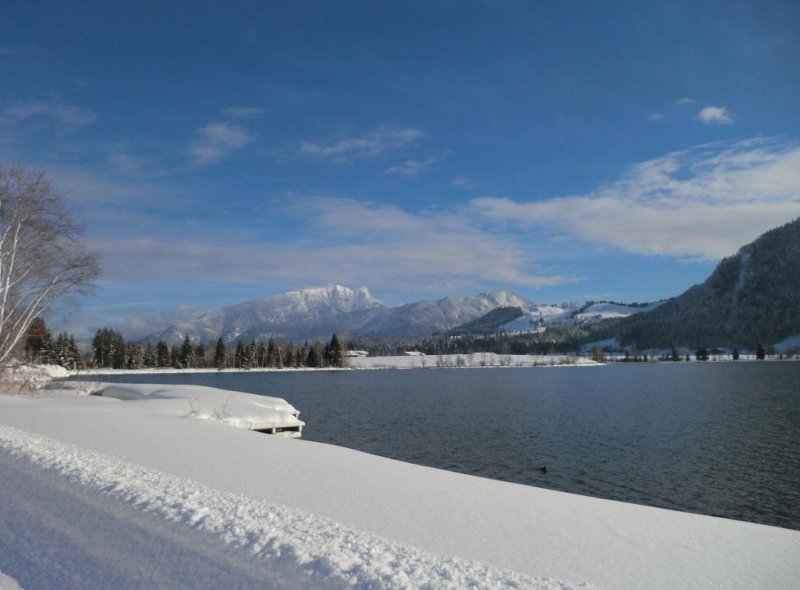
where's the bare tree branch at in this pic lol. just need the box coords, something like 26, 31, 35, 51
0, 165, 101, 365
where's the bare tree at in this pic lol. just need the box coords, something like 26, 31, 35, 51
0, 165, 100, 365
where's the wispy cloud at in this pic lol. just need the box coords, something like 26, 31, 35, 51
384, 155, 439, 177
676, 97, 696, 105
2, 98, 98, 130
188, 122, 254, 166
698, 106, 734, 125
94, 196, 565, 295
452, 176, 473, 188
648, 112, 665, 122
299, 126, 423, 162
107, 151, 145, 174
222, 106, 264, 118
471, 138, 800, 260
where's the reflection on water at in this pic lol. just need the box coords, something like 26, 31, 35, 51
77, 362, 800, 530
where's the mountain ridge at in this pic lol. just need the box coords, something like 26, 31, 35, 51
608, 217, 800, 349
144, 285, 537, 345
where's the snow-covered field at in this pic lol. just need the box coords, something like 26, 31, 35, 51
1, 375, 798, 589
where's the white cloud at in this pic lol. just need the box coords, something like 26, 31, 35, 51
452, 176, 473, 188
107, 151, 145, 174
2, 98, 98, 130
676, 97, 696, 106
188, 122, 254, 165
384, 155, 438, 177
698, 106, 734, 125
94, 197, 564, 294
648, 113, 665, 122
471, 138, 800, 260
222, 106, 264, 118
299, 127, 423, 162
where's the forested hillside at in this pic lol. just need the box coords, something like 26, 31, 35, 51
611, 218, 800, 349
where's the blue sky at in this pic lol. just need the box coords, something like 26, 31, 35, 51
2, 0, 799, 339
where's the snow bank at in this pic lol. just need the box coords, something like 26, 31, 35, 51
1, 362, 69, 388
0, 383, 798, 589
45, 381, 304, 436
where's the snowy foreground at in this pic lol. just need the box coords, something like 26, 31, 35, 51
1, 378, 798, 589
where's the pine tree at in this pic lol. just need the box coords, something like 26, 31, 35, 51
214, 338, 226, 370
246, 339, 257, 369
306, 343, 319, 367
256, 340, 266, 368
68, 335, 81, 369
127, 343, 144, 369
234, 340, 245, 368
194, 343, 205, 369
156, 341, 170, 367
179, 335, 193, 368
143, 343, 156, 368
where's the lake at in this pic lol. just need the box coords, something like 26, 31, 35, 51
72, 362, 800, 530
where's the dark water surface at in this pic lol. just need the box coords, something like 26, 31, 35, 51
74, 362, 800, 530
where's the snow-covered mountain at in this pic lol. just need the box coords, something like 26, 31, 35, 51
453, 300, 663, 335
144, 286, 537, 345
145, 285, 382, 345
353, 289, 534, 337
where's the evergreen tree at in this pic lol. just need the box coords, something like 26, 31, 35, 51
92, 328, 126, 368
143, 343, 156, 368
214, 338, 226, 370
156, 341, 170, 367
256, 340, 266, 368
111, 331, 126, 369
170, 345, 181, 368
246, 339, 257, 369
306, 343, 319, 367
179, 335, 193, 368
127, 343, 144, 369
327, 333, 344, 367
756, 343, 766, 360
234, 340, 245, 368
284, 342, 296, 368
193, 343, 205, 369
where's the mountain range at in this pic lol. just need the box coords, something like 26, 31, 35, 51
145, 218, 800, 350
145, 285, 535, 345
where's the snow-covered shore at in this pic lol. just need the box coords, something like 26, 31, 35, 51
1, 378, 798, 589
71, 353, 599, 376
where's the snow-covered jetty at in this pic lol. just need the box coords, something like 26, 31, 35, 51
48, 381, 304, 437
